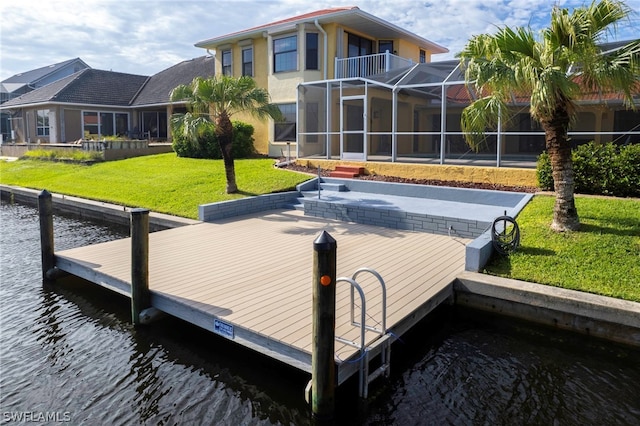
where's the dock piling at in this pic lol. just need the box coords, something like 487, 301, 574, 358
131, 208, 150, 326
311, 230, 337, 420
38, 190, 55, 285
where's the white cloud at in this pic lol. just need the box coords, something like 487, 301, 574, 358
1, 0, 638, 80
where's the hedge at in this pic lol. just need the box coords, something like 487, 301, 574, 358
537, 142, 640, 197
172, 121, 257, 159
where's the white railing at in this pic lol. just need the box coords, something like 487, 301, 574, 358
335, 51, 413, 79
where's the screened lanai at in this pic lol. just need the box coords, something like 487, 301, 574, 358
296, 60, 640, 168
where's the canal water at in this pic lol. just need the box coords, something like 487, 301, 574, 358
1, 201, 639, 425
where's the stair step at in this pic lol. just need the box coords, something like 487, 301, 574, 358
319, 182, 348, 192
335, 165, 365, 174
329, 171, 359, 178
283, 198, 305, 210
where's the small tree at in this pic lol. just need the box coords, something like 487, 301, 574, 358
170, 75, 282, 193
458, 0, 639, 231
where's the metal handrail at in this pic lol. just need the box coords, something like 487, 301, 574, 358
334, 267, 387, 349
334, 277, 366, 350
350, 267, 386, 334
334, 268, 389, 399
335, 51, 413, 79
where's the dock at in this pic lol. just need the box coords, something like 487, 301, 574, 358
54, 208, 470, 386
34, 176, 534, 408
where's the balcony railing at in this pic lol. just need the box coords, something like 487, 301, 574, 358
335, 51, 414, 79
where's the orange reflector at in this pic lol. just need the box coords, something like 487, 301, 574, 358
320, 275, 331, 286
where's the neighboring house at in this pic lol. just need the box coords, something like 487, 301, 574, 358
1, 69, 148, 143
193, 6, 448, 157
0, 56, 215, 144
131, 56, 216, 139
0, 58, 90, 142
296, 41, 640, 166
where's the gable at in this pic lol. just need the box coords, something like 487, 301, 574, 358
132, 56, 215, 106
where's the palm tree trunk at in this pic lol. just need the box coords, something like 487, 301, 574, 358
216, 111, 237, 194
542, 108, 580, 232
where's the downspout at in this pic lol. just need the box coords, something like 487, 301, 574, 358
314, 19, 328, 80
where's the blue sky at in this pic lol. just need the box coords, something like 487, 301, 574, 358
1, 0, 638, 81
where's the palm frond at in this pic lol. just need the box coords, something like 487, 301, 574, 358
461, 96, 506, 151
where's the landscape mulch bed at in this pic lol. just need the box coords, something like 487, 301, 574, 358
280, 163, 539, 193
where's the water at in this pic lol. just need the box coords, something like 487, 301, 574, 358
1, 200, 639, 425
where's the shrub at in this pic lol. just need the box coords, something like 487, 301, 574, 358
613, 143, 640, 197
536, 152, 553, 191
21, 149, 103, 163
572, 142, 619, 195
536, 142, 640, 197
172, 121, 256, 159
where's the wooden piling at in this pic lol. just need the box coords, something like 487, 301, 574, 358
38, 190, 55, 285
131, 208, 150, 326
311, 230, 337, 420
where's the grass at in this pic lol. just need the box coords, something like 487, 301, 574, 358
485, 195, 640, 302
0, 153, 310, 219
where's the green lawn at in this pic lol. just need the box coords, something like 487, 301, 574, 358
0, 153, 310, 219
485, 195, 640, 302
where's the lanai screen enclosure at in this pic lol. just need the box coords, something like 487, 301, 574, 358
296, 60, 639, 168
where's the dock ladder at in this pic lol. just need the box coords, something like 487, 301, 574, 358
335, 267, 390, 398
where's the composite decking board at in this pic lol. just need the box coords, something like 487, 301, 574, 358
55, 208, 469, 374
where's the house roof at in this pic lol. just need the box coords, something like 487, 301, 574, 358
132, 56, 215, 106
0, 58, 90, 95
195, 6, 448, 54
0, 69, 149, 109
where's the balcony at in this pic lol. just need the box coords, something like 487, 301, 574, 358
334, 51, 414, 79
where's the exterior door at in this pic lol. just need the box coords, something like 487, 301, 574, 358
341, 97, 366, 160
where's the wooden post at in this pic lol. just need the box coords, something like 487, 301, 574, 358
311, 230, 337, 420
38, 190, 55, 285
131, 208, 150, 326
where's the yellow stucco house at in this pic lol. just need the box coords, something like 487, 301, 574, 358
194, 6, 448, 158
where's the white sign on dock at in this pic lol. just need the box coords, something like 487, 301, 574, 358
214, 319, 234, 339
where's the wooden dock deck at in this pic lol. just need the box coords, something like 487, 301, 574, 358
54, 208, 470, 385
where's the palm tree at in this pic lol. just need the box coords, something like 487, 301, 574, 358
170, 75, 282, 193
458, 0, 639, 231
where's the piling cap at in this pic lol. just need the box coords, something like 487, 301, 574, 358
314, 230, 336, 251
131, 208, 150, 215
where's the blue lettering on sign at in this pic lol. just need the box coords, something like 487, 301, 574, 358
214, 319, 234, 339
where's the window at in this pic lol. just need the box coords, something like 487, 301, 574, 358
100, 112, 114, 136
614, 110, 640, 133
379, 40, 393, 54
419, 49, 426, 63
82, 111, 130, 138
274, 35, 297, 73
115, 113, 128, 136
274, 103, 296, 141
83, 111, 99, 138
242, 47, 253, 76
347, 33, 373, 57
36, 109, 50, 136
222, 50, 232, 76
306, 33, 318, 70
378, 40, 394, 72
141, 111, 167, 139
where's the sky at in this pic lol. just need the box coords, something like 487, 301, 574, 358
1, 0, 638, 81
